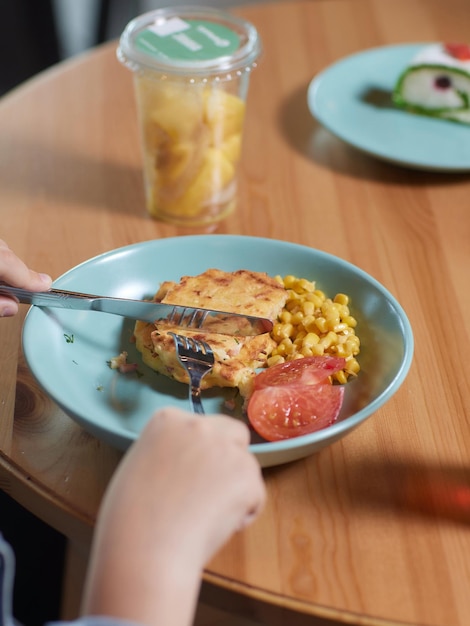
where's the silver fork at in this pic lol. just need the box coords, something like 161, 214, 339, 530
169, 333, 215, 415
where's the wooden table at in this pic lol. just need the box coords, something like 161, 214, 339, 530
1, 0, 470, 624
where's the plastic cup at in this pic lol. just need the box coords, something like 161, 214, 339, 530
117, 6, 261, 226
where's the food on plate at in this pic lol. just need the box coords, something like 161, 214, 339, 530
133, 269, 361, 440
134, 269, 288, 398
135, 77, 246, 223
393, 43, 470, 124
247, 356, 346, 441
108, 351, 139, 374
252, 354, 348, 390
270, 275, 360, 383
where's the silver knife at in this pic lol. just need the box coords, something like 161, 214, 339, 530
0, 284, 273, 337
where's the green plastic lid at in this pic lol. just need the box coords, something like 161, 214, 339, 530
117, 5, 262, 80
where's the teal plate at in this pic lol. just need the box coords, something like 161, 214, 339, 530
308, 43, 470, 171
22, 236, 414, 467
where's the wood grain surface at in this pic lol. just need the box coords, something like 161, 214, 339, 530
1, 1, 469, 624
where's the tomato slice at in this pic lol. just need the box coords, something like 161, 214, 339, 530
247, 382, 344, 442
247, 356, 347, 441
253, 355, 346, 390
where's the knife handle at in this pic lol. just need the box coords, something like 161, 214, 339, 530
0, 283, 97, 306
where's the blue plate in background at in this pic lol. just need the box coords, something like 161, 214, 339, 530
308, 43, 470, 171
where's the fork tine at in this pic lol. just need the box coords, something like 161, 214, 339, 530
166, 307, 210, 331
187, 336, 211, 355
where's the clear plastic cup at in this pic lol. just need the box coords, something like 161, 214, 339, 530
117, 6, 261, 226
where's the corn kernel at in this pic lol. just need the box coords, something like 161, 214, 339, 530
280, 338, 295, 354
282, 323, 295, 339
297, 278, 315, 292
315, 317, 328, 333
286, 299, 300, 312
290, 311, 304, 326
311, 343, 325, 356
283, 275, 297, 288
343, 315, 357, 328
319, 331, 337, 349
345, 336, 360, 353
301, 319, 316, 334
305, 294, 322, 309
346, 358, 361, 374
302, 332, 320, 349
267, 354, 285, 367
301, 300, 315, 317
334, 370, 348, 384
334, 293, 349, 306
293, 330, 307, 344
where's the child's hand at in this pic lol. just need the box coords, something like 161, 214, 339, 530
0, 239, 52, 316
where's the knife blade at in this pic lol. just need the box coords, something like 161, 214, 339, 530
0, 284, 273, 336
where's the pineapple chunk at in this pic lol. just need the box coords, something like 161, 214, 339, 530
139, 79, 205, 141
204, 90, 246, 142
154, 148, 235, 218
220, 133, 242, 164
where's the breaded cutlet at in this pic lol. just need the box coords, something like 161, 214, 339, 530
134, 269, 287, 398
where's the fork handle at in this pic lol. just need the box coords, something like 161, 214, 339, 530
187, 371, 207, 414
190, 387, 205, 415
